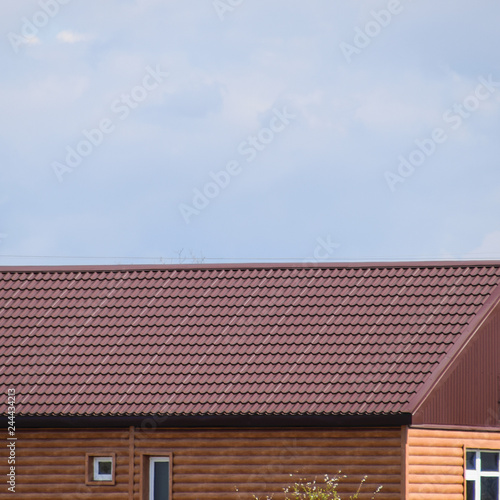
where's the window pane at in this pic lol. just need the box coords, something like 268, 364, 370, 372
153, 461, 169, 500
480, 477, 498, 500
481, 452, 499, 472
467, 451, 477, 470
98, 461, 112, 475
466, 480, 475, 500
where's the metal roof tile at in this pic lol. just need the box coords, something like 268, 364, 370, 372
1, 262, 500, 417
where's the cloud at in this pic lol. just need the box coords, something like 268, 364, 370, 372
14, 35, 41, 48
465, 231, 500, 259
56, 31, 94, 44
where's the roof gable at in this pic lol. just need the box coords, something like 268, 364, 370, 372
412, 296, 500, 427
1, 262, 499, 420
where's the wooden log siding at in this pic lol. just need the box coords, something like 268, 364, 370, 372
0, 428, 131, 499
407, 427, 500, 500
0, 427, 402, 500
135, 427, 402, 500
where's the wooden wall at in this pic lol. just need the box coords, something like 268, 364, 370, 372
0, 427, 402, 500
0, 428, 130, 499
406, 427, 500, 500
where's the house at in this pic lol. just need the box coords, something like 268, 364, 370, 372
1, 261, 499, 500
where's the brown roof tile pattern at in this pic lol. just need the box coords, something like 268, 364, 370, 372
1, 262, 500, 417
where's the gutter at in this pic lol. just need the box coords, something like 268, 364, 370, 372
16, 412, 412, 429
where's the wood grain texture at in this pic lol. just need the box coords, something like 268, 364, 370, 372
0, 428, 130, 499
407, 427, 500, 500
0, 427, 402, 500
133, 427, 401, 500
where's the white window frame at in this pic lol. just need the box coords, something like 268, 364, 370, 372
149, 457, 170, 500
93, 456, 114, 482
465, 449, 500, 500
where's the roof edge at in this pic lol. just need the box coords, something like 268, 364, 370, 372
16, 413, 412, 429
406, 280, 500, 415
0, 260, 499, 273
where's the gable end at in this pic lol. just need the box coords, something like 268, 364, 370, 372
413, 298, 500, 427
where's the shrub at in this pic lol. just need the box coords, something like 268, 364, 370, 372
252, 473, 383, 500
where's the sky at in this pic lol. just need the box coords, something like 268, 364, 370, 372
1, 0, 499, 266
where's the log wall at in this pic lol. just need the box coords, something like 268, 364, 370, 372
0, 428, 130, 499
406, 427, 500, 500
0, 427, 402, 500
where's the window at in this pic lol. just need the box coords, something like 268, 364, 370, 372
85, 452, 116, 485
149, 457, 170, 500
140, 453, 172, 500
466, 450, 500, 500
94, 457, 113, 481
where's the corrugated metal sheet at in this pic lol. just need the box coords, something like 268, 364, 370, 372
0, 262, 499, 418
414, 300, 500, 427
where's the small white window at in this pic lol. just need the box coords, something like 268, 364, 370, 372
93, 457, 113, 482
85, 452, 116, 485
466, 450, 500, 500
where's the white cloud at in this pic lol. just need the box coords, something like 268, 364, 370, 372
465, 231, 500, 260
18, 35, 41, 47
56, 31, 94, 44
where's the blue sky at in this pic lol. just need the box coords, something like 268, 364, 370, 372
1, 0, 499, 266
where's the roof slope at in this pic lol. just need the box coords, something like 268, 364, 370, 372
1, 262, 500, 418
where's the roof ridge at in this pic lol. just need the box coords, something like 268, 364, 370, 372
1, 260, 500, 273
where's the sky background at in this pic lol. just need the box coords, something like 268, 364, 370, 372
1, 0, 499, 266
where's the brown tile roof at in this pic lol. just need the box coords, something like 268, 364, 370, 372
1, 261, 500, 418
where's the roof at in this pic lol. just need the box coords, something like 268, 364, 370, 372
1, 261, 500, 420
